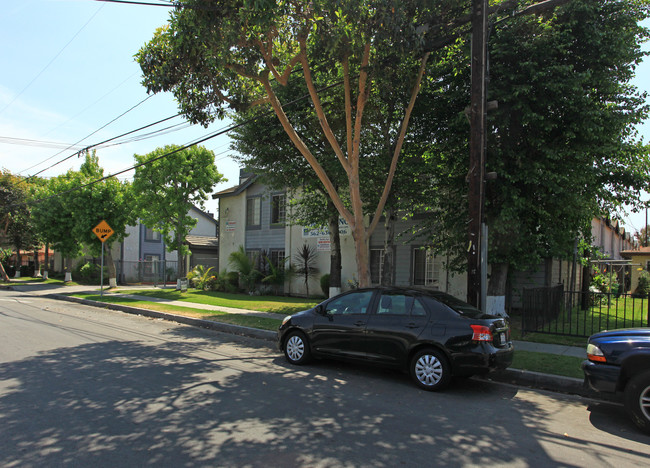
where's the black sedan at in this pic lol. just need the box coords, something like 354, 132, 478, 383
278, 287, 514, 390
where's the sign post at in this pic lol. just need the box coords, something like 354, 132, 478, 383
92, 220, 115, 297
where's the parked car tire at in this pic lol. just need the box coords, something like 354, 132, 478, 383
410, 348, 450, 391
284, 330, 311, 365
624, 370, 650, 434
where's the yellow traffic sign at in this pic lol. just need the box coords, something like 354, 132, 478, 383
93, 220, 114, 243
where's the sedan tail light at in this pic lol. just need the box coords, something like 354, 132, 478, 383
470, 325, 493, 342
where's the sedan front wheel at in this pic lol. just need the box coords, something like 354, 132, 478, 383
284, 330, 311, 365
410, 348, 450, 391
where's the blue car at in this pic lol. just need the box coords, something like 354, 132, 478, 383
582, 328, 650, 433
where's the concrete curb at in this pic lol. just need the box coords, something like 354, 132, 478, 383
50, 293, 277, 343
14, 290, 605, 401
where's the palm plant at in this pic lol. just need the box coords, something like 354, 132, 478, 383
187, 264, 214, 290
262, 255, 294, 295
293, 243, 319, 298
229, 246, 262, 293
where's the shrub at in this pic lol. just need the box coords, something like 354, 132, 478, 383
73, 262, 107, 283
320, 273, 330, 296
636, 270, 650, 296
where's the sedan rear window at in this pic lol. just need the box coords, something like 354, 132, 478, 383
426, 292, 484, 317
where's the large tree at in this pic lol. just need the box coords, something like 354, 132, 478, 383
0, 171, 35, 281
31, 152, 136, 284
132, 145, 224, 281
409, 0, 650, 296
136, 0, 462, 287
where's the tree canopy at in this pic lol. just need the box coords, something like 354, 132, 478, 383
31, 152, 136, 283
132, 145, 224, 277
410, 0, 650, 293
136, 0, 464, 286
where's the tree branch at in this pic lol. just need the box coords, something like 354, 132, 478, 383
368, 52, 431, 238
259, 73, 354, 225
298, 36, 351, 175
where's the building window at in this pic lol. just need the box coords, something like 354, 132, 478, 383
270, 249, 286, 270
145, 226, 161, 242
271, 193, 286, 225
370, 249, 385, 284
144, 254, 160, 276
413, 248, 441, 288
246, 197, 261, 229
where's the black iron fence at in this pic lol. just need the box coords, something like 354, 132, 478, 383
521, 285, 650, 338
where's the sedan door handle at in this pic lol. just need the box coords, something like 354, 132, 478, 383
406, 323, 420, 329
354, 321, 366, 327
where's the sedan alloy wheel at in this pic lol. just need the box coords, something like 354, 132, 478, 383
411, 349, 450, 391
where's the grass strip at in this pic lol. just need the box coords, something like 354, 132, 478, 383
114, 288, 319, 314
72, 293, 282, 331
511, 350, 584, 379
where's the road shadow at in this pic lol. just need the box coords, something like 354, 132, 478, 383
1, 321, 645, 467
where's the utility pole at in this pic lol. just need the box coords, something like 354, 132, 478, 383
467, 0, 488, 308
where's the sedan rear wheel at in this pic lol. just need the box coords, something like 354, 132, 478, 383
410, 348, 450, 391
284, 330, 311, 365
624, 370, 650, 434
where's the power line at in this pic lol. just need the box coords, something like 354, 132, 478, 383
0, 136, 86, 150
94, 0, 176, 7
20, 95, 154, 180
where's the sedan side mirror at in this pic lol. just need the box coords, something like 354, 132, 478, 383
315, 304, 326, 316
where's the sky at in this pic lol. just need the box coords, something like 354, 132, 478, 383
1, 1, 649, 233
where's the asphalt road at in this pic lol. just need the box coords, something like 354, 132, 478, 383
1, 289, 648, 467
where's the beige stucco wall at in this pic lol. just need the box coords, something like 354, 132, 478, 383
285, 221, 358, 297
218, 195, 246, 272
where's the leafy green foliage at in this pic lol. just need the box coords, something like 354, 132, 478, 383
136, 0, 468, 287
132, 145, 224, 276
228, 246, 262, 293
30, 152, 136, 282
636, 270, 650, 296
187, 264, 215, 290
411, 0, 650, 283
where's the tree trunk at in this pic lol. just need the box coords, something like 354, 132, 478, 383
351, 215, 370, 288
328, 210, 342, 297
34, 248, 41, 277
43, 243, 49, 280
64, 257, 73, 282
381, 207, 395, 285
0, 262, 9, 282
14, 248, 21, 278
487, 262, 508, 316
488, 262, 509, 296
177, 217, 185, 290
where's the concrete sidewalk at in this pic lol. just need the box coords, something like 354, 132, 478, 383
2, 281, 592, 398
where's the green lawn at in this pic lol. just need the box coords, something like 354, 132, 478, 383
1, 277, 79, 286
511, 351, 584, 379
112, 288, 321, 315
514, 295, 649, 346
72, 293, 282, 331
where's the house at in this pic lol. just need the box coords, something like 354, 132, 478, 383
50, 205, 219, 285
213, 171, 467, 298
116, 205, 219, 284
507, 216, 637, 309
620, 246, 650, 293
